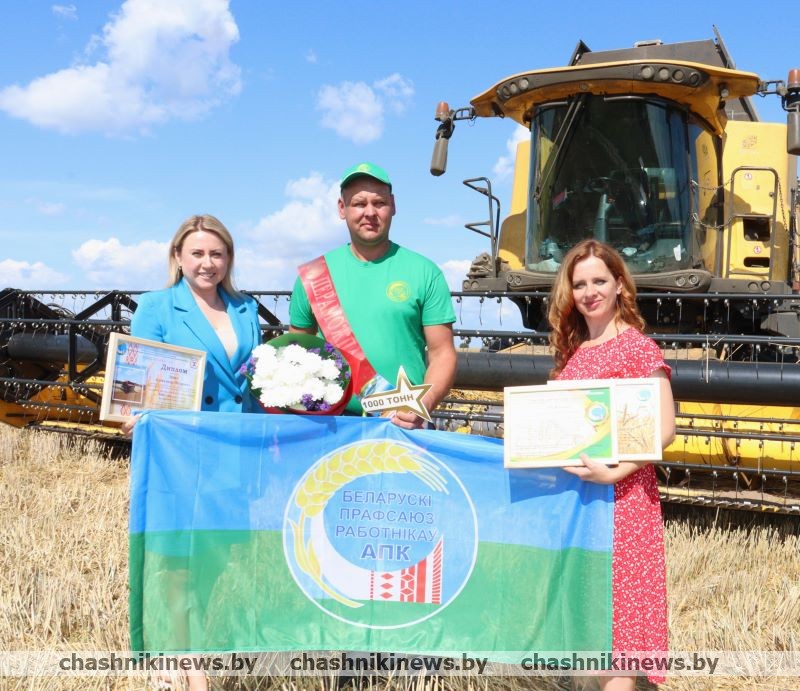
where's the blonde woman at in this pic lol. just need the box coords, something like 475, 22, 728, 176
130, 213, 262, 414
127, 215, 262, 690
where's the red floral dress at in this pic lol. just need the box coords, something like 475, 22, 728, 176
558, 327, 669, 684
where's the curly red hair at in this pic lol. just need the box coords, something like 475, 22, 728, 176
548, 240, 644, 377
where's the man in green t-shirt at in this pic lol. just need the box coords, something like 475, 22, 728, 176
289, 162, 457, 428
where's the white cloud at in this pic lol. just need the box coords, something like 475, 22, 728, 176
284, 172, 332, 201
423, 214, 463, 228
373, 74, 414, 115
305, 50, 317, 64
37, 201, 66, 216
234, 249, 296, 292
72, 237, 168, 287
239, 172, 345, 289
493, 125, 529, 180
317, 74, 414, 144
0, 259, 69, 287
52, 4, 77, 20
24, 197, 67, 216
0, 0, 241, 135
440, 259, 471, 291
250, 172, 341, 251
65, 171, 342, 291
317, 82, 382, 144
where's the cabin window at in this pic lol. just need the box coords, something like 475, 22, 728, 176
527, 95, 693, 274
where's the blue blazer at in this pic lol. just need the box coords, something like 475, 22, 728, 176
130, 279, 262, 413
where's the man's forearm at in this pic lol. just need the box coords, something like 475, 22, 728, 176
421, 350, 457, 412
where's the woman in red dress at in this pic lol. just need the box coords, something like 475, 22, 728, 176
548, 239, 676, 689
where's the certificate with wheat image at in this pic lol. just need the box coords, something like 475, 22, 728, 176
593, 377, 662, 461
544, 378, 663, 461
503, 383, 618, 468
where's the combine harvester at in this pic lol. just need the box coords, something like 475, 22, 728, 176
430, 28, 800, 514
1, 29, 799, 514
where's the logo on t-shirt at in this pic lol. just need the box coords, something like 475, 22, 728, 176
386, 281, 410, 302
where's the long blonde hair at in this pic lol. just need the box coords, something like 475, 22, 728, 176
548, 239, 644, 377
167, 214, 239, 296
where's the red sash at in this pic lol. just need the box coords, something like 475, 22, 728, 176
298, 256, 378, 396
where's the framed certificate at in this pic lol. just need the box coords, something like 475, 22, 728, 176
504, 382, 618, 468
590, 378, 662, 461
99, 333, 206, 422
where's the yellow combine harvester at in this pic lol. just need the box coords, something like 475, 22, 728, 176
430, 29, 800, 513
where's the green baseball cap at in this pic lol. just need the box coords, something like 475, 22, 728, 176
340, 162, 392, 191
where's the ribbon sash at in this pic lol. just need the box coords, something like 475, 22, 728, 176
298, 256, 378, 396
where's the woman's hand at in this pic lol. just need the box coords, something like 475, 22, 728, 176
121, 414, 141, 439
563, 454, 645, 484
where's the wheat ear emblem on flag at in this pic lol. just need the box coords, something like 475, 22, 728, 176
288, 440, 448, 608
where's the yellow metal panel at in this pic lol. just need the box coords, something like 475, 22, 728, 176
722, 121, 791, 281
497, 214, 525, 270
694, 128, 720, 273
666, 402, 729, 466
510, 139, 530, 215
497, 138, 531, 270
668, 402, 800, 472
471, 60, 759, 135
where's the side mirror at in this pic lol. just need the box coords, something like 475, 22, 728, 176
431, 136, 449, 177
787, 69, 800, 155
788, 110, 800, 155
431, 101, 453, 177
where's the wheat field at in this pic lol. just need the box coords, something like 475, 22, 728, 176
1, 426, 799, 691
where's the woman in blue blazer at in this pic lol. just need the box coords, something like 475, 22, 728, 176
126, 214, 261, 690
130, 214, 262, 414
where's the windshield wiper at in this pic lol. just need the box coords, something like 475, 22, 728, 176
535, 93, 588, 203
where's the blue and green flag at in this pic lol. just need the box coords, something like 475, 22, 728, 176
129, 411, 613, 656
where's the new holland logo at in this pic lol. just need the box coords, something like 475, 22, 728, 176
283, 439, 477, 628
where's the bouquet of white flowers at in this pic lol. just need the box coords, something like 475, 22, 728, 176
241, 333, 352, 415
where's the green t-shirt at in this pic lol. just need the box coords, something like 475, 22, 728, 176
290, 242, 456, 414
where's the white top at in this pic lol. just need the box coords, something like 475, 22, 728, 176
214, 317, 238, 359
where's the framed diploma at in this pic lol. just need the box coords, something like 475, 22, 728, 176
99, 333, 206, 422
504, 382, 618, 468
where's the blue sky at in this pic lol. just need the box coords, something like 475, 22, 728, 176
0, 0, 795, 297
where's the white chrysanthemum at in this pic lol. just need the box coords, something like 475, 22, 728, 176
265, 384, 302, 408
303, 377, 326, 401
250, 373, 272, 391
324, 383, 344, 404
275, 362, 307, 386
280, 344, 321, 371
317, 359, 341, 381
253, 344, 279, 377
252, 343, 277, 360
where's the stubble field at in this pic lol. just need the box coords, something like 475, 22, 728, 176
1, 426, 799, 691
